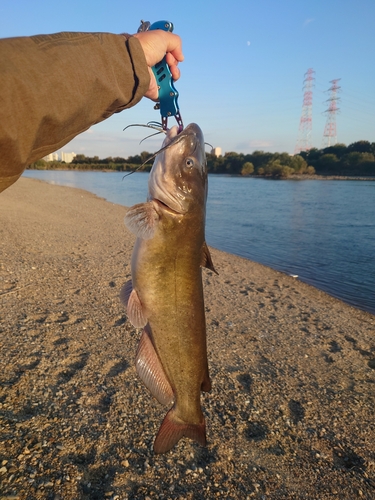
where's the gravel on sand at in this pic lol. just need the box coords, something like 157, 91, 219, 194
1, 177, 374, 499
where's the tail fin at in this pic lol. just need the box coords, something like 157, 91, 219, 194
153, 409, 206, 454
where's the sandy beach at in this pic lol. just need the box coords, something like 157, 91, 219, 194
1, 177, 374, 500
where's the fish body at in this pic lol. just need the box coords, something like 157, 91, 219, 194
122, 123, 215, 453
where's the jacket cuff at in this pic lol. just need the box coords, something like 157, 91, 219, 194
118, 35, 150, 111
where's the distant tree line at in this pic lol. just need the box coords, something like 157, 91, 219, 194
29, 152, 155, 173
29, 140, 375, 178
206, 151, 315, 178
207, 140, 375, 177
299, 140, 375, 176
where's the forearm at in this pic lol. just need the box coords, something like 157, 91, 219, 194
0, 32, 150, 193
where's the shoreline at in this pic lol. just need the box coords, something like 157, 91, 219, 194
22, 171, 375, 316
1, 178, 374, 499
26, 167, 375, 181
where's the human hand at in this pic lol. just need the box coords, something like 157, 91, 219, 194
133, 30, 184, 101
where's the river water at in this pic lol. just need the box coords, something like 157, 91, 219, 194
23, 170, 375, 315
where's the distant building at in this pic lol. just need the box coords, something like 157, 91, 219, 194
43, 152, 59, 162
61, 152, 76, 163
211, 147, 222, 157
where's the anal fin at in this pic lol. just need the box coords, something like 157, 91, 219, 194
136, 328, 174, 406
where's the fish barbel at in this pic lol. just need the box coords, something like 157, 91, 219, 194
121, 123, 216, 453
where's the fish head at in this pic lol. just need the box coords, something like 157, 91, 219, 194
148, 123, 207, 215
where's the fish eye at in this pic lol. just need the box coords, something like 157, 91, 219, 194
186, 158, 194, 168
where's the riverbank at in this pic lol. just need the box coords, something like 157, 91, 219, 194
281, 174, 375, 181
27, 166, 375, 181
1, 178, 374, 499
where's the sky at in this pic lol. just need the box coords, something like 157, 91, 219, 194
1, 0, 375, 158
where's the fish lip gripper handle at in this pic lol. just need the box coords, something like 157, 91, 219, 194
137, 20, 183, 130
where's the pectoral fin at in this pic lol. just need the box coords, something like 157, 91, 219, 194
201, 242, 218, 274
124, 201, 159, 239
120, 280, 147, 328
136, 328, 174, 407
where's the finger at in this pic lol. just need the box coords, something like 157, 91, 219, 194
165, 52, 178, 67
169, 64, 180, 81
133, 31, 184, 67
165, 53, 180, 80
163, 32, 184, 63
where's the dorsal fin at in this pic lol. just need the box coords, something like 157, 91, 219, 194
201, 242, 218, 274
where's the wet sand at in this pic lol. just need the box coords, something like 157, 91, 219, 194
1, 177, 374, 499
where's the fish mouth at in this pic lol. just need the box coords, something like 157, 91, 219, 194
148, 123, 205, 215
152, 198, 183, 216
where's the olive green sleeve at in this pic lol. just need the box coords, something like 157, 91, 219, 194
0, 32, 150, 193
